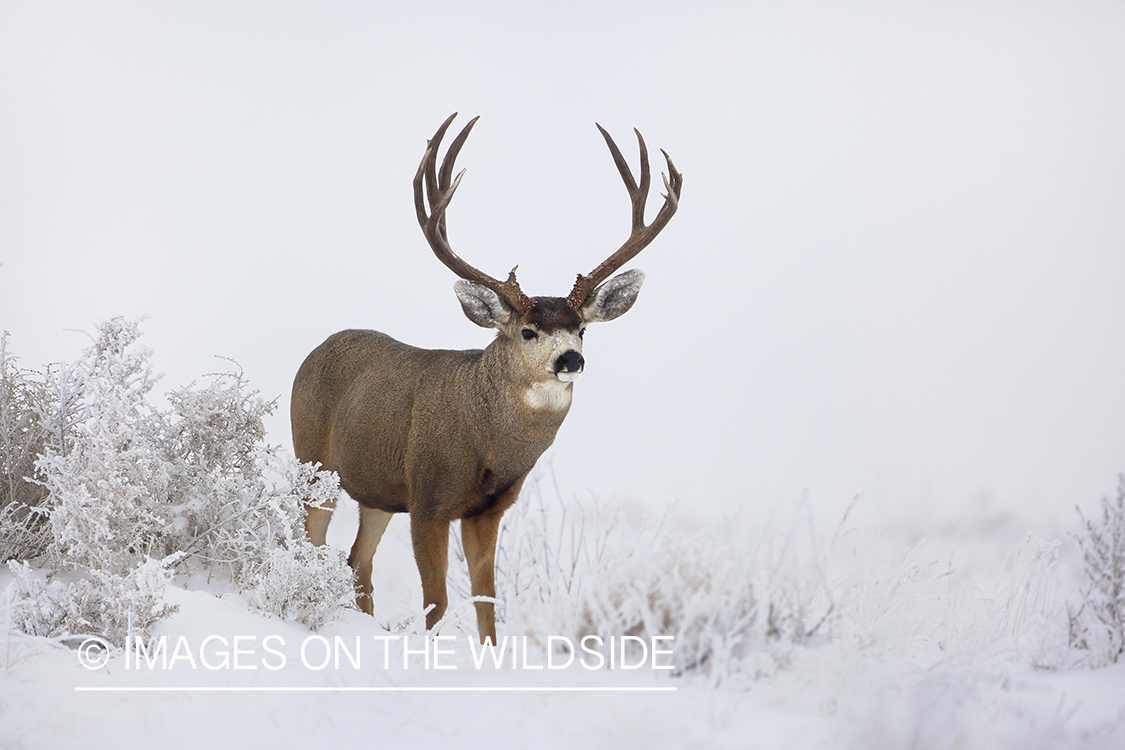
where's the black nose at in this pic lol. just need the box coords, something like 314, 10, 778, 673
557, 350, 584, 373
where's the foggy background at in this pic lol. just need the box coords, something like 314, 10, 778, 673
2, 1, 1123, 530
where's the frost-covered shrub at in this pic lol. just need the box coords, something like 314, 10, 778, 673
36, 317, 171, 574
164, 368, 300, 570
243, 540, 356, 631
3, 318, 354, 642
0, 334, 52, 561
1069, 475, 1125, 666
161, 372, 353, 628
8, 558, 175, 643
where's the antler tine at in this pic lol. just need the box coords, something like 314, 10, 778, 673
433, 116, 480, 244
413, 114, 533, 314
439, 117, 477, 191
567, 126, 683, 310
417, 113, 455, 220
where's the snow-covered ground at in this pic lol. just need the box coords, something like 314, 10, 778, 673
4, 487, 1124, 750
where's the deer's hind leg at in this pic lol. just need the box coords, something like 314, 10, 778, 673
349, 506, 393, 616
304, 495, 338, 547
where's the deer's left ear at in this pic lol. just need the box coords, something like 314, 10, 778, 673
580, 269, 645, 324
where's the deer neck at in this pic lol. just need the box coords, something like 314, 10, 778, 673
473, 339, 573, 423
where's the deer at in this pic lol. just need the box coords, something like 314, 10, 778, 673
291, 113, 682, 644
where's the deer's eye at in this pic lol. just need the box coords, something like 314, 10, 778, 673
521, 329, 538, 341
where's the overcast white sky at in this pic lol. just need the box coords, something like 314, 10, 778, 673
2, 1, 1123, 529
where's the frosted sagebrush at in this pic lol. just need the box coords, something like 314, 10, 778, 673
36, 319, 171, 575
243, 540, 355, 631
7, 558, 175, 644
0, 333, 52, 561
3, 319, 353, 643
163, 372, 353, 631
165, 367, 302, 570
1069, 475, 1125, 665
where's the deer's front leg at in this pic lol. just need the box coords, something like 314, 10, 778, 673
410, 514, 451, 631
461, 473, 526, 644
461, 510, 503, 645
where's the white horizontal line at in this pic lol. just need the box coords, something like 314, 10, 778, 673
75, 686, 677, 693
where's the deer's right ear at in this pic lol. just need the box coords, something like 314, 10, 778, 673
455, 280, 512, 329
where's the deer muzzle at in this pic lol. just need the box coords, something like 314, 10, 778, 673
554, 349, 584, 381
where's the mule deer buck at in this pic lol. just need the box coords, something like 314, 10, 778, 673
291, 114, 681, 644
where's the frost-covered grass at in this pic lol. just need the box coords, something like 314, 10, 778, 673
465, 480, 1076, 683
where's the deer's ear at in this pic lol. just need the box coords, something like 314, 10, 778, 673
455, 280, 512, 329
580, 269, 644, 323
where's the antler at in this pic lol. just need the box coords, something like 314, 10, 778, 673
414, 113, 534, 314
566, 126, 683, 310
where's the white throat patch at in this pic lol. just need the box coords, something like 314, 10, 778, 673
523, 380, 573, 411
